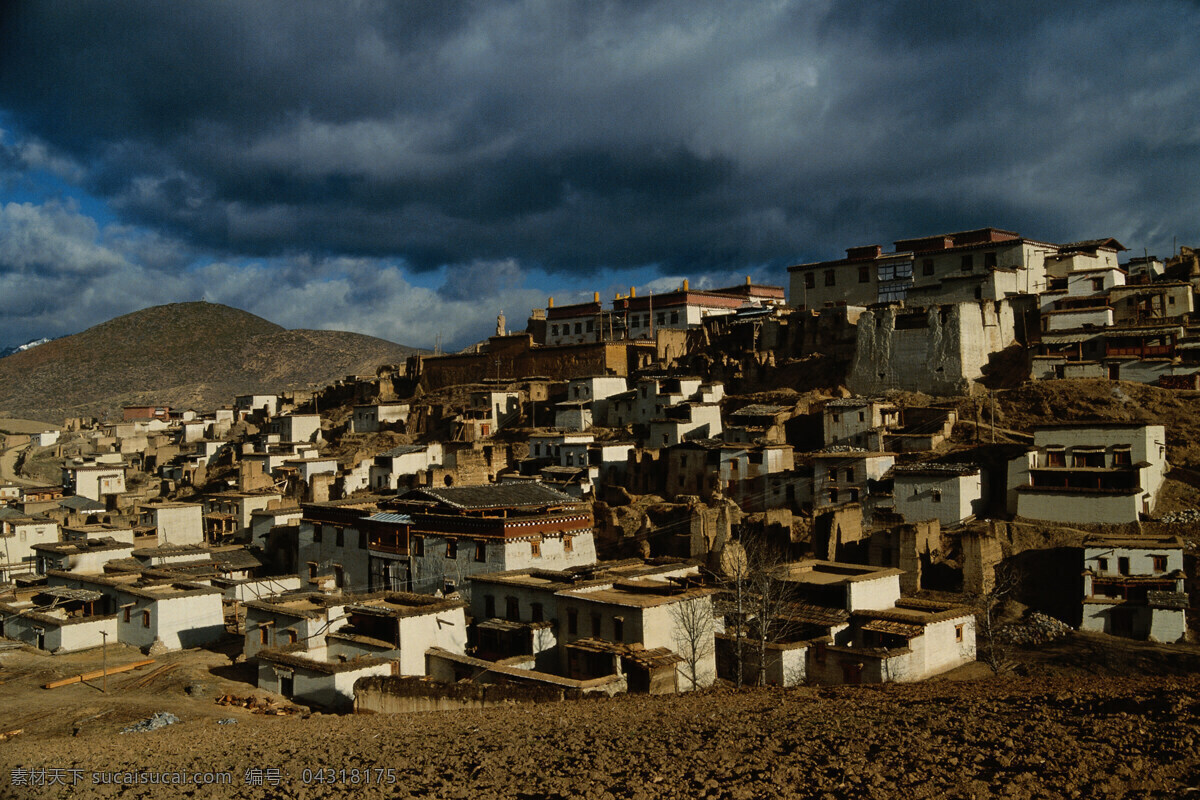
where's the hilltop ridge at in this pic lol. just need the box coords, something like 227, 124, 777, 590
0, 302, 421, 422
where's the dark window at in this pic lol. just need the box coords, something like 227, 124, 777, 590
551, 324, 558, 335
961, 255, 974, 272
955, 624, 964, 642
358, 530, 367, 549
984, 252, 997, 268
286, 630, 298, 644
574, 322, 582, 334
657, 313, 666, 325
844, 468, 854, 482
312, 526, 322, 543
1092, 278, 1104, 291
922, 259, 934, 276
1153, 555, 1168, 573
334, 564, 344, 588
563, 534, 573, 553
586, 320, 594, 332
858, 266, 870, 283
412, 536, 424, 557
484, 595, 496, 618
335, 528, 344, 548
1118, 557, 1130, 576
475, 540, 487, 562
1098, 558, 1108, 572
567, 609, 578, 635
142, 610, 151, 628
259, 626, 269, 644
804, 273, 815, 289
613, 617, 624, 642
858, 411, 865, 422
531, 603, 544, 623
824, 270, 835, 287
1112, 447, 1132, 466
670, 311, 679, 323
531, 539, 541, 557
123, 607, 131, 623
446, 539, 457, 559
1046, 449, 1066, 467
308, 562, 317, 579
829, 488, 838, 503
931, 490, 942, 502
506, 596, 519, 621
591, 613, 602, 637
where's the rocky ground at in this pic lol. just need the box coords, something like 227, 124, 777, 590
2, 636, 1199, 799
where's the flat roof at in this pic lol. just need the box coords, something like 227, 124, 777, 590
770, 560, 903, 586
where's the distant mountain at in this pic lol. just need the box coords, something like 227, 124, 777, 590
0, 336, 54, 358
0, 302, 422, 423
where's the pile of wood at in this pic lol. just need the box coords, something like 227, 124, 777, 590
124, 662, 181, 690
214, 694, 301, 716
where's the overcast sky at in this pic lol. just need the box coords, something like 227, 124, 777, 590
2, 1, 1199, 350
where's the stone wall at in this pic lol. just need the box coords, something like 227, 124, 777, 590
354, 676, 576, 714
848, 300, 1021, 396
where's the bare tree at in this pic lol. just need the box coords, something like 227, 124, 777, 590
670, 593, 715, 691
718, 532, 800, 687
973, 562, 1020, 674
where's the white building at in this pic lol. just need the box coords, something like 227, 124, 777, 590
139, 502, 204, 547
33, 538, 135, 575
202, 490, 284, 542
234, 394, 279, 420
808, 599, 977, 685
269, 414, 322, 444
252, 591, 468, 711
892, 464, 983, 527
45, 571, 225, 653
63, 460, 126, 502
0, 586, 117, 653
811, 452, 895, 509
0, 510, 59, 581
369, 444, 444, 492
367, 484, 598, 597
1081, 534, 1187, 642
822, 399, 900, 449
648, 402, 723, 447
1015, 424, 1166, 524
281, 456, 339, 485
557, 580, 717, 692
255, 647, 392, 712
244, 593, 348, 659
767, 560, 975, 684
350, 403, 411, 434
32, 430, 60, 448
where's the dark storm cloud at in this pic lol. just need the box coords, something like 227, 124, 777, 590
3, 0, 1200, 276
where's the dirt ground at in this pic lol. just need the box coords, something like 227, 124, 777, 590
2, 635, 1199, 799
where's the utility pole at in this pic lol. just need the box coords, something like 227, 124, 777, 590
100, 630, 108, 693
990, 390, 996, 444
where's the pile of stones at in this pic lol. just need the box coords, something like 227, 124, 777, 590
995, 612, 1073, 646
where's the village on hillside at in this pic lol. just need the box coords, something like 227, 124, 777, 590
2, 227, 1199, 714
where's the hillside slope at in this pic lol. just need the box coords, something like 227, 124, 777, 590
0, 302, 420, 422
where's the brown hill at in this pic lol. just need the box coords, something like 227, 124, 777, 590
0, 302, 421, 422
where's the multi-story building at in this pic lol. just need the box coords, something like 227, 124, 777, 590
1015, 423, 1166, 524
1081, 534, 1186, 642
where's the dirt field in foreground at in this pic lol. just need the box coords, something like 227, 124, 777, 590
1, 635, 1198, 800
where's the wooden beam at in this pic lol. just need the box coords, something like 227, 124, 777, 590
42, 658, 156, 690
